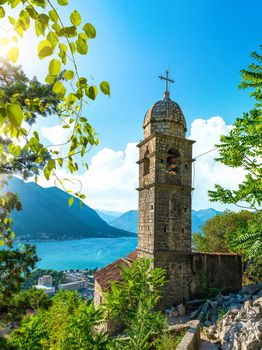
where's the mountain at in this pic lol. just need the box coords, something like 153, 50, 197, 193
5, 177, 136, 241
193, 208, 221, 223
109, 208, 221, 234
95, 209, 123, 223
110, 210, 138, 233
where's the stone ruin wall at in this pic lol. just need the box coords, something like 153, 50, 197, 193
190, 252, 242, 298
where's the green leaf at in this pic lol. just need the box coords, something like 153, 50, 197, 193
47, 31, 58, 49
58, 158, 63, 167
49, 9, 58, 22
35, 14, 49, 36
47, 159, 56, 171
69, 41, 76, 54
52, 81, 66, 97
68, 197, 74, 206
57, 0, 68, 5
62, 26, 77, 38
100, 81, 110, 96
7, 47, 19, 63
85, 86, 98, 100
0, 6, 5, 18
38, 40, 53, 59
11, 0, 21, 9
8, 16, 15, 25
63, 70, 74, 80
0, 240, 4, 246
70, 10, 81, 26
6, 103, 24, 127
49, 58, 61, 76
76, 34, 88, 55
83, 23, 96, 38
45, 74, 55, 84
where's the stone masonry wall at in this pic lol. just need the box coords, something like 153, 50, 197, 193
190, 253, 242, 298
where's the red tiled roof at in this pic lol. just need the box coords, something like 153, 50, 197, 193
94, 250, 138, 290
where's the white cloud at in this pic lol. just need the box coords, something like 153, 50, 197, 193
37, 142, 138, 212
189, 116, 245, 211
36, 116, 246, 212
41, 123, 74, 145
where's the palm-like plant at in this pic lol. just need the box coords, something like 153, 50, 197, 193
231, 211, 262, 259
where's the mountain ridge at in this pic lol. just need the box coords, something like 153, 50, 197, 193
6, 177, 136, 241
106, 208, 221, 234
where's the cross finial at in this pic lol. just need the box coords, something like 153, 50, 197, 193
159, 70, 174, 100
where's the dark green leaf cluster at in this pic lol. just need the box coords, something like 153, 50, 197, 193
0, 244, 39, 296
240, 45, 262, 106
208, 109, 262, 209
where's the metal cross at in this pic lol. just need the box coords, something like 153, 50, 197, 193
159, 70, 174, 94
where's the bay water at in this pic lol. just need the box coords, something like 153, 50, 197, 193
29, 237, 138, 271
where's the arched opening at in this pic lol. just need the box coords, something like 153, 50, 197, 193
167, 148, 181, 175
143, 149, 150, 175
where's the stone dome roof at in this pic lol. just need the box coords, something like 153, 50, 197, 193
143, 92, 187, 132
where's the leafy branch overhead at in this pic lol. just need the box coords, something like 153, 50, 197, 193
208, 46, 262, 210
0, 0, 110, 246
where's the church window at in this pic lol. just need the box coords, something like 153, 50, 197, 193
164, 227, 167, 232
161, 159, 164, 163
184, 207, 187, 213
143, 148, 150, 175
185, 164, 188, 169
151, 205, 154, 210
167, 148, 181, 175
182, 228, 184, 233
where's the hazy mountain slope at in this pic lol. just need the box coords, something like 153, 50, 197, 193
109, 208, 221, 234
95, 209, 123, 223
6, 177, 136, 241
110, 210, 138, 233
194, 208, 221, 222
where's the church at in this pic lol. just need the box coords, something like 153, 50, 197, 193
94, 72, 242, 310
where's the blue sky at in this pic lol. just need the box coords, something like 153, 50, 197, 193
8, 0, 262, 211
19, 0, 261, 154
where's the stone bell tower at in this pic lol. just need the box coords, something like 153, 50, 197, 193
137, 71, 194, 307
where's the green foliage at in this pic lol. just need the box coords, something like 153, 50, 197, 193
246, 256, 262, 283
239, 45, 262, 106
193, 210, 253, 253
105, 258, 166, 329
153, 331, 186, 350
9, 290, 109, 350
0, 244, 38, 296
0, 0, 111, 249
208, 109, 262, 210
228, 210, 262, 259
0, 288, 50, 323
209, 45, 262, 211
105, 258, 166, 350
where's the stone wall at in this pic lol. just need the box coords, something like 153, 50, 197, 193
190, 253, 242, 298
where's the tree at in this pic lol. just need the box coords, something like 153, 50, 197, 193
228, 210, 262, 259
208, 46, 262, 210
193, 210, 253, 253
239, 45, 262, 107
208, 45, 262, 259
0, 0, 110, 249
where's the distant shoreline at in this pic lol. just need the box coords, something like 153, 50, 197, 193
14, 235, 138, 244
